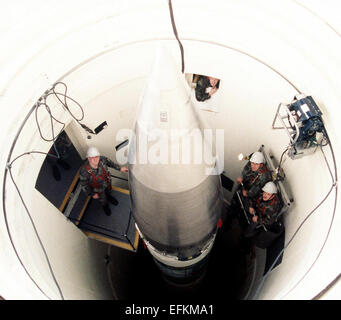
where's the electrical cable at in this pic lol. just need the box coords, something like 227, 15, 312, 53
1, 83, 87, 300
34, 81, 93, 159
170, 0, 333, 296
35, 102, 65, 143
312, 272, 341, 300
280, 130, 338, 299
168, 0, 185, 73
35, 81, 90, 139
253, 184, 334, 299
2, 105, 56, 300
277, 146, 289, 174
252, 128, 338, 300
171, 2, 326, 296
50, 82, 85, 122
7, 151, 64, 300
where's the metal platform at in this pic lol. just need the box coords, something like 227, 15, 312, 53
35, 132, 138, 252
67, 180, 139, 252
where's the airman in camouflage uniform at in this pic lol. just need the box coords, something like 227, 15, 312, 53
239, 161, 272, 199
195, 75, 220, 102
226, 152, 272, 228
79, 147, 128, 216
244, 181, 282, 238
237, 151, 272, 203
249, 190, 282, 229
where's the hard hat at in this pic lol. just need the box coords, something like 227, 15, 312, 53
86, 147, 100, 158
250, 151, 265, 164
262, 181, 278, 194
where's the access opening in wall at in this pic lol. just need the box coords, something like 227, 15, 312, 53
192, 74, 220, 103
35, 130, 139, 252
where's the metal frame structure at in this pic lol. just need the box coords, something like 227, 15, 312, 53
272, 103, 301, 146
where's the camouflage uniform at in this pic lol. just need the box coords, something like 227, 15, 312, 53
241, 161, 272, 199
79, 156, 121, 206
243, 192, 282, 249
251, 193, 282, 229
195, 75, 220, 102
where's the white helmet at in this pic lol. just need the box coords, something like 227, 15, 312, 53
262, 181, 277, 194
86, 147, 100, 158
250, 151, 265, 164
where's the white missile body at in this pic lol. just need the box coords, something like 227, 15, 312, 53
128, 46, 223, 282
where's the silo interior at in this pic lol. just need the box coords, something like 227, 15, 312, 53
0, 0, 340, 300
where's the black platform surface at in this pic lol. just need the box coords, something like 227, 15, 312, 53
77, 189, 136, 247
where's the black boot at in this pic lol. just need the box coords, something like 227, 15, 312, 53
103, 204, 111, 216
105, 189, 119, 206
108, 195, 118, 206
52, 164, 61, 181
57, 159, 71, 170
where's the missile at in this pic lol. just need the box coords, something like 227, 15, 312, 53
128, 45, 223, 285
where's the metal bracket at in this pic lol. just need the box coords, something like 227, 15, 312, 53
64, 184, 82, 218
272, 103, 300, 146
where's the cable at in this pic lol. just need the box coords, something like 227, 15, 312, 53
3, 82, 95, 299
312, 272, 341, 300
34, 80, 94, 174
35, 82, 91, 141
34, 81, 93, 151
50, 82, 85, 122
7, 152, 65, 300
35, 102, 65, 143
2, 105, 57, 300
1, 83, 90, 300
291, 0, 341, 39
277, 146, 289, 174
253, 184, 334, 299
280, 131, 338, 299
252, 129, 338, 299
168, 0, 185, 73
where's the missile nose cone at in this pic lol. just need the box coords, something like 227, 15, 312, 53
128, 45, 223, 262
134, 44, 196, 137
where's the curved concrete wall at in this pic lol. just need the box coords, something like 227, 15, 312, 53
0, 0, 340, 299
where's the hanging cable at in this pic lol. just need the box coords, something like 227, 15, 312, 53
252, 128, 338, 299
34, 81, 95, 160
50, 82, 85, 122
36, 81, 94, 137
3, 81, 97, 299
1, 82, 90, 300
2, 104, 61, 300
7, 151, 64, 300
312, 272, 341, 300
35, 102, 65, 142
279, 130, 338, 299
168, 0, 185, 73
274, 146, 289, 179
278, 147, 289, 169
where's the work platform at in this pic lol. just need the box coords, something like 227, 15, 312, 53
68, 182, 139, 252
35, 132, 138, 252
